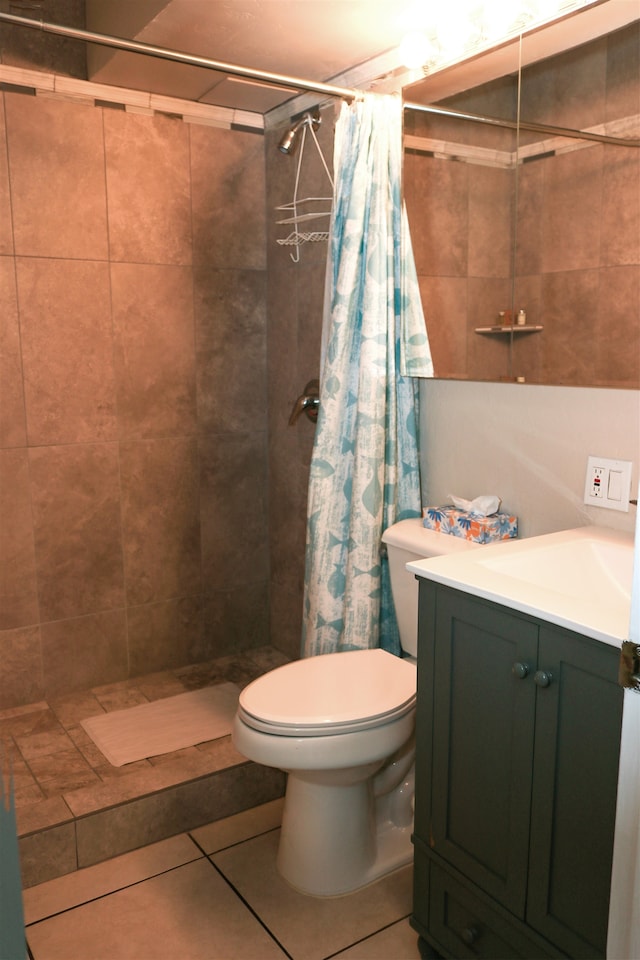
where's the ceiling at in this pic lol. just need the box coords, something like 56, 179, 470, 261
0, 0, 617, 127
84, 0, 418, 118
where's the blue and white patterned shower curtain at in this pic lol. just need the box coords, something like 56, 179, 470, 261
302, 94, 433, 659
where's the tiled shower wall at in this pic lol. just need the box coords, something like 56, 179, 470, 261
264, 106, 336, 662
0, 89, 269, 709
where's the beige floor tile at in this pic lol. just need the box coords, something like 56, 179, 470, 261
190, 797, 283, 854
23, 833, 202, 925
27, 859, 287, 960
212, 830, 414, 960
332, 918, 421, 959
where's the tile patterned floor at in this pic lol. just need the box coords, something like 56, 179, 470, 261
24, 798, 422, 960
0, 647, 286, 810
2, 647, 288, 811
1, 647, 290, 886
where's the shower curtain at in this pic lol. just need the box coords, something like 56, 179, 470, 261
302, 93, 433, 659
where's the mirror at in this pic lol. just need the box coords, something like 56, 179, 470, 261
403, 16, 640, 388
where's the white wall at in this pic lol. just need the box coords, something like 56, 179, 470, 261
419, 381, 640, 539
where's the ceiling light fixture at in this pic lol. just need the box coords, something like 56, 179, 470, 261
398, 0, 602, 74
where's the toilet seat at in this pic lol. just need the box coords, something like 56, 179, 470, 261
238, 648, 416, 737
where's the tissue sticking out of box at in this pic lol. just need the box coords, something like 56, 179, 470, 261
448, 494, 501, 517
423, 497, 518, 543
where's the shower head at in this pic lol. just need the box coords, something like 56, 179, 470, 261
278, 111, 321, 155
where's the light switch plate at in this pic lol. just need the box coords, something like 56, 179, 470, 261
584, 456, 633, 511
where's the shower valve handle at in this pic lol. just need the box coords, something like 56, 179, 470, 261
289, 380, 320, 425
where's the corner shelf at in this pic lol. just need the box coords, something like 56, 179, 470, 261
475, 325, 543, 334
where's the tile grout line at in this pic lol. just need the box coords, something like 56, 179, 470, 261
321, 914, 415, 960
188, 821, 281, 858
205, 855, 295, 960
25, 837, 206, 927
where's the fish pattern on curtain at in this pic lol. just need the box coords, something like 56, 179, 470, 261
302, 93, 433, 659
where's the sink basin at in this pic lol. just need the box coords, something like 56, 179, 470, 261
478, 536, 633, 604
408, 525, 635, 647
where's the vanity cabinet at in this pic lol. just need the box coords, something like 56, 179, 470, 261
412, 582, 624, 960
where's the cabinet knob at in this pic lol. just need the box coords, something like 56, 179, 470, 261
460, 926, 479, 946
534, 670, 552, 687
512, 662, 529, 679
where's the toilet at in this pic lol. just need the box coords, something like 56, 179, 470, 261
232, 517, 479, 897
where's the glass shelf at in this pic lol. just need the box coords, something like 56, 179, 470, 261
474, 325, 544, 334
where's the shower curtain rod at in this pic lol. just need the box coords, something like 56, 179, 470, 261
0, 10, 638, 148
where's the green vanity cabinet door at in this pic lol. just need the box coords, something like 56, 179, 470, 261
413, 581, 623, 960
526, 626, 623, 959
429, 587, 539, 917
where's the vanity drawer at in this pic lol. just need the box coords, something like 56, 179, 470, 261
429, 864, 560, 959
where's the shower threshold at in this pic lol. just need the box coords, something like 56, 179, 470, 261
1, 647, 288, 888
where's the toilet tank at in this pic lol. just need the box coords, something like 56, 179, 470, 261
382, 518, 480, 658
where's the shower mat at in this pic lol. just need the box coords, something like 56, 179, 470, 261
81, 683, 240, 767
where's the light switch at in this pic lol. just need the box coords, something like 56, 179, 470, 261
608, 470, 622, 501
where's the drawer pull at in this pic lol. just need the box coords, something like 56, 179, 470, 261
460, 925, 479, 945
512, 661, 529, 679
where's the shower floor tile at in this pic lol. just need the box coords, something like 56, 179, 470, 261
1, 646, 291, 885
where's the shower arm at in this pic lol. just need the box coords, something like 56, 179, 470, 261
0, 10, 638, 148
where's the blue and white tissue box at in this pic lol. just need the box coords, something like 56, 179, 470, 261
422, 506, 518, 543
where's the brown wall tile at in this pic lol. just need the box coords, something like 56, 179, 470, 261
199, 434, 268, 591
120, 439, 201, 607
541, 147, 603, 274
0, 256, 26, 448
202, 584, 269, 658
540, 269, 600, 385
19, 821, 78, 889
104, 110, 192, 265
0, 449, 38, 629
467, 276, 512, 381
41, 610, 128, 699
0, 85, 271, 706
601, 146, 640, 268
515, 161, 544, 278
605, 22, 640, 122
195, 267, 267, 435
191, 124, 266, 270
30, 443, 124, 622
598, 265, 640, 386
416, 275, 469, 380
17, 258, 118, 445
5, 94, 108, 260
127, 597, 205, 677
468, 165, 513, 279
111, 262, 197, 439
405, 152, 469, 277
0, 625, 44, 710
0, 98, 13, 256
264, 113, 335, 662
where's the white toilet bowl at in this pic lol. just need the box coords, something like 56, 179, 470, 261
232, 519, 480, 897
233, 648, 417, 897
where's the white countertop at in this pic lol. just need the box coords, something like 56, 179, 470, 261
408, 525, 634, 647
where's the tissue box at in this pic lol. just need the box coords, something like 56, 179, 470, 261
423, 506, 518, 543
